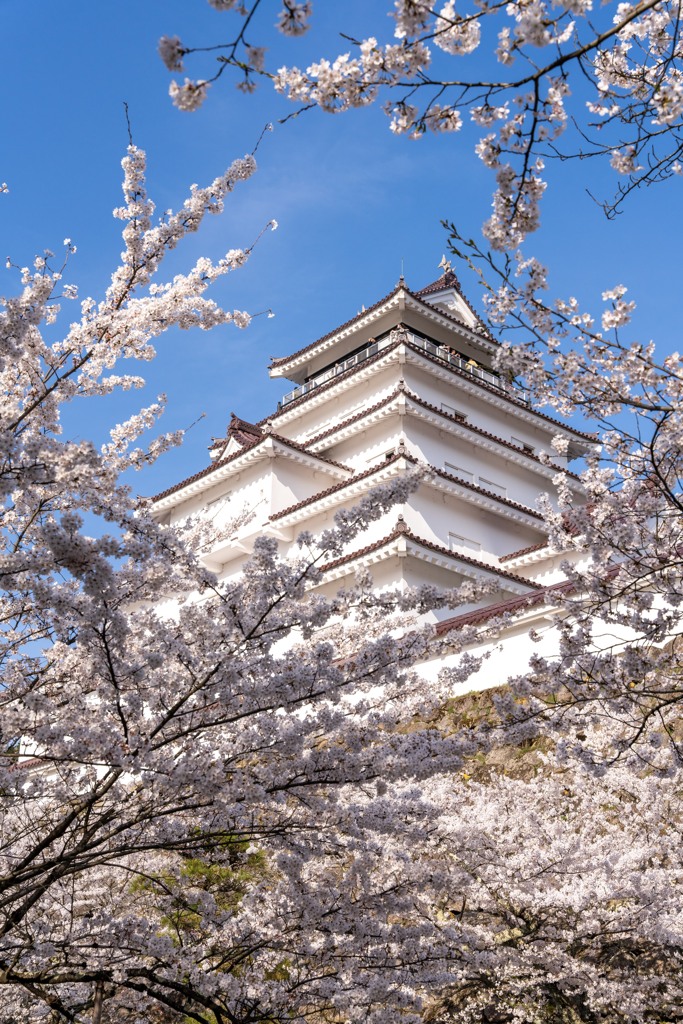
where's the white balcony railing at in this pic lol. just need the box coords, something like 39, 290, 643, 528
409, 334, 530, 405
279, 331, 529, 408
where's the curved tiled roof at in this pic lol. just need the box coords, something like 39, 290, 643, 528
266, 332, 595, 444
321, 520, 542, 589
269, 277, 497, 372
431, 461, 544, 520
151, 432, 350, 505
270, 449, 544, 525
402, 390, 583, 476
403, 285, 494, 345
261, 340, 400, 423
416, 270, 463, 296
305, 387, 403, 447
269, 285, 401, 369
435, 578, 574, 635
209, 412, 262, 459
499, 540, 551, 563
403, 337, 597, 442
271, 452, 404, 521
306, 383, 582, 481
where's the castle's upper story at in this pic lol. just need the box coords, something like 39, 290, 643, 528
150, 268, 596, 617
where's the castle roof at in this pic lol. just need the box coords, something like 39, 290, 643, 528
415, 268, 491, 336
320, 518, 543, 592
268, 277, 496, 375
305, 383, 583, 482
269, 450, 546, 527
265, 331, 596, 448
434, 578, 573, 635
151, 430, 350, 508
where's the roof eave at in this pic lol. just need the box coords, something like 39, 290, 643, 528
151, 437, 350, 513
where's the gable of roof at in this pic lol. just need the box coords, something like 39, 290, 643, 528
209, 412, 263, 460
151, 432, 350, 507
414, 269, 491, 337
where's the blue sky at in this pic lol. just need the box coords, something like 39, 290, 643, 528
2, 1, 680, 497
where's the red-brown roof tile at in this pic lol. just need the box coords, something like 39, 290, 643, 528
430, 460, 544, 519
321, 520, 542, 589
261, 340, 400, 423
304, 387, 403, 447
271, 453, 403, 521
306, 384, 582, 480
499, 540, 551, 562
269, 285, 401, 370
151, 433, 350, 505
435, 578, 574, 634
271, 448, 545, 525
269, 278, 498, 373
404, 337, 596, 442
416, 270, 462, 296
266, 332, 595, 444
209, 413, 263, 459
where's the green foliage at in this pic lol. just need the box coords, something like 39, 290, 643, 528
132, 836, 268, 943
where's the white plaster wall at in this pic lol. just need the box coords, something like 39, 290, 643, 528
404, 417, 558, 513
402, 361, 578, 462
325, 417, 404, 471
167, 463, 270, 528
275, 498, 406, 559
401, 561, 511, 620
309, 553, 408, 602
418, 614, 561, 695
272, 361, 402, 445
404, 483, 544, 558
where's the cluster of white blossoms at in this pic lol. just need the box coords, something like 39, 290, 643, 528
432, 0, 481, 54
600, 283, 636, 330
276, 0, 312, 36
158, 33, 185, 71
169, 76, 210, 111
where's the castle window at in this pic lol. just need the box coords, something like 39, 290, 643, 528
441, 401, 467, 421
479, 476, 507, 498
444, 462, 474, 484
449, 532, 481, 553
511, 435, 534, 454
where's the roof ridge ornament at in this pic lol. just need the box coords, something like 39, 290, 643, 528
395, 514, 409, 534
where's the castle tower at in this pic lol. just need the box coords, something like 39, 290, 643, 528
151, 269, 593, 622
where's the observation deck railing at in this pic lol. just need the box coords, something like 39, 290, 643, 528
279, 330, 529, 408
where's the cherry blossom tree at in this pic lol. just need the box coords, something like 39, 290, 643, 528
159, 0, 683, 247
0, 137, 443, 1020
446, 232, 683, 774
0, 134, 543, 1024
